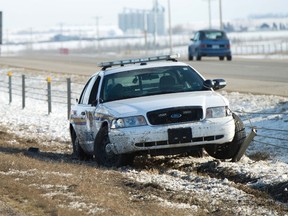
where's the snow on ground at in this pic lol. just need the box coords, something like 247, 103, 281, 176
124, 159, 285, 215
0, 67, 288, 213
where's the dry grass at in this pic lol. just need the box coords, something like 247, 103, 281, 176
1, 127, 287, 215
0, 128, 197, 216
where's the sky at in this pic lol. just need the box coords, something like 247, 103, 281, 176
0, 0, 287, 30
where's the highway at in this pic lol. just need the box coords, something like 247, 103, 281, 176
188, 58, 288, 97
0, 55, 287, 96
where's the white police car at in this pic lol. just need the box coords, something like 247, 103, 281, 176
69, 54, 246, 167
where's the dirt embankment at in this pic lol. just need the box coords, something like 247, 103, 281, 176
0, 127, 287, 216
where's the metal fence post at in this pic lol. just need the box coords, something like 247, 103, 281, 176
8, 71, 12, 104
22, 75, 25, 109
67, 78, 71, 120
47, 76, 52, 114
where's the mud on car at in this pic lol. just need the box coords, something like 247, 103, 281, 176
69, 54, 247, 167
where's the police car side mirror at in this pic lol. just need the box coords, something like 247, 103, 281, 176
213, 79, 226, 90
203, 79, 226, 90
203, 80, 214, 89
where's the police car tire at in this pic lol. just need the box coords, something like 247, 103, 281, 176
72, 135, 87, 160
94, 126, 134, 167
204, 113, 246, 160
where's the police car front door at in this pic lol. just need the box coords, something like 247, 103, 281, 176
76, 75, 101, 153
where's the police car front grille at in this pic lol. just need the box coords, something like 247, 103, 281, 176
147, 107, 203, 125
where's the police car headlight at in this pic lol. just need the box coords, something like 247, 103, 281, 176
206, 106, 231, 118
111, 116, 147, 128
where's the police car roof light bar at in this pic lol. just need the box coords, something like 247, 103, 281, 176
98, 54, 180, 70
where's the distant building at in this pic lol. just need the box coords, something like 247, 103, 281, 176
118, 1, 165, 35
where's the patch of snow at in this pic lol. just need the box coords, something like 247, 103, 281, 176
124, 167, 280, 214
0, 169, 38, 177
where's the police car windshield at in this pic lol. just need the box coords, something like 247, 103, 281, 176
101, 66, 205, 102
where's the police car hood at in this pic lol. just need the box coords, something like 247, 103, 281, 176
101, 91, 229, 117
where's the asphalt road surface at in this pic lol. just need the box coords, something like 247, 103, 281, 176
0, 55, 287, 96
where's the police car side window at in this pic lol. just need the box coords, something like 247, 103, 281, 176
79, 76, 97, 105
88, 76, 101, 105
79, 77, 92, 104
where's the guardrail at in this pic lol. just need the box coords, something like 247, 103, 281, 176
2, 34, 288, 57
231, 42, 288, 55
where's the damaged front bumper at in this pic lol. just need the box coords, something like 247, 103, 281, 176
107, 117, 235, 155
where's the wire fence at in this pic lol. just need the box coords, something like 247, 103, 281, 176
0, 71, 85, 119
235, 110, 288, 152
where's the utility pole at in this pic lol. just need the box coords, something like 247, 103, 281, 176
153, 0, 158, 47
203, 0, 213, 29
168, 0, 173, 54
143, 11, 148, 54
29, 27, 33, 50
208, 0, 212, 29
94, 16, 101, 51
219, 0, 223, 30
0, 11, 2, 56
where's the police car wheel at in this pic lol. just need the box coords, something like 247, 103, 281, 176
204, 113, 246, 160
94, 127, 133, 167
72, 136, 87, 160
